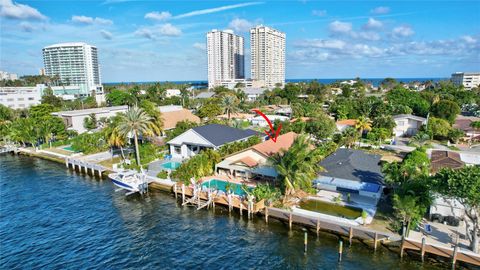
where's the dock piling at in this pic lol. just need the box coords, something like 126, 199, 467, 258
349, 227, 353, 246
400, 236, 405, 259
239, 202, 243, 216
181, 184, 185, 204
316, 218, 320, 236
338, 240, 343, 262
421, 237, 426, 262
452, 245, 458, 270
265, 207, 269, 223
374, 232, 378, 251
289, 212, 293, 230
174, 183, 177, 200
304, 228, 308, 254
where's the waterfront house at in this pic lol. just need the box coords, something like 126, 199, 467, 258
215, 132, 297, 181
52, 106, 128, 134
314, 149, 384, 200
392, 114, 427, 137
430, 150, 464, 174
167, 124, 258, 159
335, 119, 357, 132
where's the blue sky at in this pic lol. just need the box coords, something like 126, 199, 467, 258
1, 0, 479, 82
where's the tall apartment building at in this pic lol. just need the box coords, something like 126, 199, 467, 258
207, 30, 245, 89
451, 72, 480, 90
250, 25, 286, 88
42, 42, 102, 96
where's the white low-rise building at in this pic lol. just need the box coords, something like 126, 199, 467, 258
393, 114, 427, 137
0, 86, 42, 109
242, 87, 266, 102
0, 71, 18, 81
166, 89, 181, 97
0, 84, 105, 108
52, 106, 128, 134
451, 72, 480, 90
250, 115, 289, 127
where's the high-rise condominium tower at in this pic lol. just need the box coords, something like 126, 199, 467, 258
42, 42, 102, 95
250, 25, 286, 88
206, 29, 245, 89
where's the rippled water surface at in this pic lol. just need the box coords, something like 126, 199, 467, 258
1, 155, 445, 269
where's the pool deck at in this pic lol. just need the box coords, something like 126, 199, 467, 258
198, 174, 260, 187
147, 158, 183, 177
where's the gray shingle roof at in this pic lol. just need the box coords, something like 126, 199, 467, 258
192, 124, 258, 147
319, 148, 384, 184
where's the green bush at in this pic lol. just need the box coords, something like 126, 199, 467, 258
250, 183, 282, 203
156, 170, 169, 179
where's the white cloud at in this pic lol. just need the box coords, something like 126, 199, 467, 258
100, 30, 113, 40
72, 15, 113, 25
135, 28, 154, 39
370, 6, 390, 15
392, 25, 414, 38
0, 0, 47, 20
193, 42, 206, 50
135, 23, 182, 39
461, 35, 477, 44
145, 11, 172, 21
228, 18, 253, 33
295, 39, 346, 49
354, 31, 381, 41
158, 23, 181, 36
174, 2, 263, 19
363, 18, 383, 30
329, 20, 352, 34
312, 10, 327, 17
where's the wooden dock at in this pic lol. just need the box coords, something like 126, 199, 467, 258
65, 157, 106, 178
172, 183, 265, 217
265, 207, 396, 248
401, 237, 480, 267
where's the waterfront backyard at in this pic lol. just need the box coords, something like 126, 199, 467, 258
0, 155, 446, 270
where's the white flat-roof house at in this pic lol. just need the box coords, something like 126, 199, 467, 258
167, 124, 258, 159
52, 106, 128, 134
393, 114, 427, 137
250, 115, 289, 127
451, 72, 480, 90
243, 87, 266, 102
166, 89, 181, 97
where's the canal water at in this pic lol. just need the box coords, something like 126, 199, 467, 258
0, 155, 445, 269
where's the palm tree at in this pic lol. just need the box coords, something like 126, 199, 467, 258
104, 122, 126, 160
355, 116, 372, 146
269, 135, 324, 204
180, 87, 190, 107
221, 94, 239, 121
117, 106, 154, 166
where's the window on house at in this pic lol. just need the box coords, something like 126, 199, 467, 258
174, 146, 181, 154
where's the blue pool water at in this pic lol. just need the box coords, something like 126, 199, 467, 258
201, 179, 252, 196
161, 161, 181, 170
62, 146, 75, 152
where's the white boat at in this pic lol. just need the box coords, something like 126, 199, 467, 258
108, 171, 148, 195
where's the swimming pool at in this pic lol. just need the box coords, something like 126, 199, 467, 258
62, 146, 76, 152
299, 199, 362, 219
161, 161, 181, 170
201, 179, 252, 196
